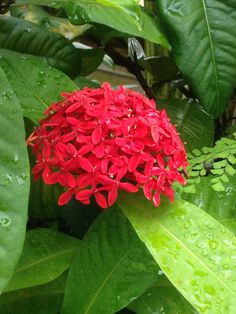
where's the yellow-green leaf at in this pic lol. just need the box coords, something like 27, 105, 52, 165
118, 192, 236, 314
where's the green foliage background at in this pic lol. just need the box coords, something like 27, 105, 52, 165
0, 0, 235, 313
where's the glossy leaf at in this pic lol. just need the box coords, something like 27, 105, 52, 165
129, 285, 197, 314
0, 67, 30, 292
0, 273, 66, 314
16, 0, 169, 48
0, 16, 104, 77
5, 228, 79, 292
181, 175, 236, 234
62, 207, 159, 314
156, 0, 236, 117
10, 4, 91, 40
119, 192, 236, 314
157, 99, 214, 151
0, 49, 77, 121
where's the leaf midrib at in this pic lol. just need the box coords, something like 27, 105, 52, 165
84, 240, 138, 313
201, 0, 219, 102
15, 246, 79, 274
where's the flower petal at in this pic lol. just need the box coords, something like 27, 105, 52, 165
58, 190, 73, 206
76, 189, 93, 201
108, 187, 117, 206
92, 127, 102, 144
128, 155, 140, 172
95, 192, 108, 209
119, 182, 138, 193
78, 157, 93, 172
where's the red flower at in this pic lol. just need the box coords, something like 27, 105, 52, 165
27, 83, 187, 209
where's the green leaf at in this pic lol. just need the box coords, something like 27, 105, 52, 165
0, 67, 30, 293
200, 168, 206, 176
129, 285, 197, 314
192, 149, 202, 157
5, 229, 79, 292
10, 4, 91, 40
182, 185, 196, 194
158, 99, 214, 151
225, 164, 236, 176
188, 171, 200, 177
62, 198, 100, 239
228, 155, 236, 164
0, 273, 66, 314
210, 169, 224, 175
62, 207, 159, 314
28, 178, 62, 219
156, 0, 236, 117
212, 181, 225, 192
0, 49, 77, 121
220, 174, 230, 183
139, 56, 178, 83
213, 160, 228, 169
119, 192, 236, 314
0, 16, 104, 77
181, 175, 236, 234
16, 0, 169, 47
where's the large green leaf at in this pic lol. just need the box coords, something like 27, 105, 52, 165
10, 5, 91, 40
0, 273, 66, 314
0, 49, 77, 121
156, 0, 236, 117
118, 192, 236, 314
0, 16, 104, 77
129, 285, 197, 314
181, 175, 236, 234
0, 67, 30, 292
16, 0, 169, 47
62, 207, 159, 314
5, 229, 80, 292
158, 99, 214, 151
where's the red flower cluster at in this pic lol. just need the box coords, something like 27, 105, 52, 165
27, 83, 187, 209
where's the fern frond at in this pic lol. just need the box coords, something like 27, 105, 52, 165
183, 133, 236, 193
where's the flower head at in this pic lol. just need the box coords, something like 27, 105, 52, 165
27, 83, 188, 209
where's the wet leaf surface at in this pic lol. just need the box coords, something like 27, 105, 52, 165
0, 66, 30, 292
119, 192, 236, 313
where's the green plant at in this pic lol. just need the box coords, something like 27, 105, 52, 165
0, 1, 235, 313
185, 133, 236, 193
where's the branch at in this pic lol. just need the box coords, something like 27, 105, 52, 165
104, 45, 155, 99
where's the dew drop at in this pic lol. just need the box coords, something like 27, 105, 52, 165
13, 153, 19, 163
0, 212, 11, 228
210, 255, 221, 264
158, 269, 164, 276
209, 239, 218, 250
0, 174, 12, 186
16, 175, 25, 185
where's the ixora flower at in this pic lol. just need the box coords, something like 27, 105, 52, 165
27, 82, 188, 209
